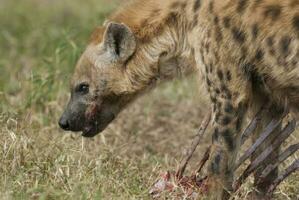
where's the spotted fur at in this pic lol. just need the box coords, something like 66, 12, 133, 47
66, 0, 299, 199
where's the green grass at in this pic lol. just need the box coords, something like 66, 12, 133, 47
0, 0, 298, 199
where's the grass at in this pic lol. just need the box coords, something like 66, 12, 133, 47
0, 0, 298, 199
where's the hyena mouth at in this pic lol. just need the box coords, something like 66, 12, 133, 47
83, 102, 99, 137
82, 124, 98, 137
82, 102, 116, 137
82, 114, 115, 137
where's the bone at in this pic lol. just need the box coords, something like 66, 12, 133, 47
267, 159, 299, 194
175, 113, 211, 180
240, 106, 266, 145
192, 147, 211, 176
151, 106, 298, 199
233, 120, 296, 191
235, 117, 285, 170
258, 143, 299, 181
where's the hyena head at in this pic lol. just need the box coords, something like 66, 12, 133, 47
59, 22, 144, 137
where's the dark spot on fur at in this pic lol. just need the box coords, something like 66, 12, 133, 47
269, 49, 275, 55
269, 103, 285, 116
211, 153, 222, 174
292, 60, 298, 66
209, 0, 214, 13
226, 71, 232, 81
224, 102, 234, 113
205, 42, 210, 53
235, 103, 247, 130
205, 64, 209, 73
215, 112, 221, 123
214, 51, 220, 62
206, 77, 211, 86
223, 17, 231, 28
213, 104, 216, 111
266, 36, 276, 56
236, 117, 243, 131
141, 19, 149, 28
212, 128, 219, 142
255, 49, 264, 61
217, 70, 224, 80
211, 96, 217, 104
266, 36, 274, 47
166, 11, 179, 24
209, 63, 214, 73
280, 36, 292, 56
217, 102, 222, 110
220, 84, 228, 91
226, 91, 232, 99
242, 62, 255, 80
224, 90, 232, 99
264, 5, 281, 21
232, 27, 246, 43
193, 0, 201, 12
221, 116, 232, 125
214, 16, 219, 25
251, 24, 259, 40
221, 129, 235, 151
237, 0, 248, 13
219, 84, 232, 99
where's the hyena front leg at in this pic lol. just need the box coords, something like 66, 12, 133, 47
205, 71, 251, 200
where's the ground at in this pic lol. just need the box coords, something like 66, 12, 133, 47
0, 0, 298, 199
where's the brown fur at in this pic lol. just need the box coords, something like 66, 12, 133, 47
67, 0, 299, 199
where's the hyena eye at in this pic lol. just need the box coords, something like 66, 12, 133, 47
76, 83, 89, 94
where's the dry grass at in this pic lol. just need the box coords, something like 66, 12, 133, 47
0, 0, 298, 199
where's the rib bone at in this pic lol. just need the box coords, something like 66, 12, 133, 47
234, 120, 296, 191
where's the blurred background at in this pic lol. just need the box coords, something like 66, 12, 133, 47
0, 0, 297, 199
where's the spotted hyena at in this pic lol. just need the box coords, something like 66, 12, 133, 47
59, 0, 299, 199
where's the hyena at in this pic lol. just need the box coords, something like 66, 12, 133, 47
59, 0, 299, 199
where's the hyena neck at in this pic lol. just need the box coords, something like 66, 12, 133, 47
109, 0, 195, 92
123, 28, 187, 92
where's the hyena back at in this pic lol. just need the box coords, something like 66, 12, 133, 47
59, 0, 299, 199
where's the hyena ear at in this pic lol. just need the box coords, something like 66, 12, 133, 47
103, 22, 136, 62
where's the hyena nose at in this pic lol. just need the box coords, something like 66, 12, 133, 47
59, 117, 70, 131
